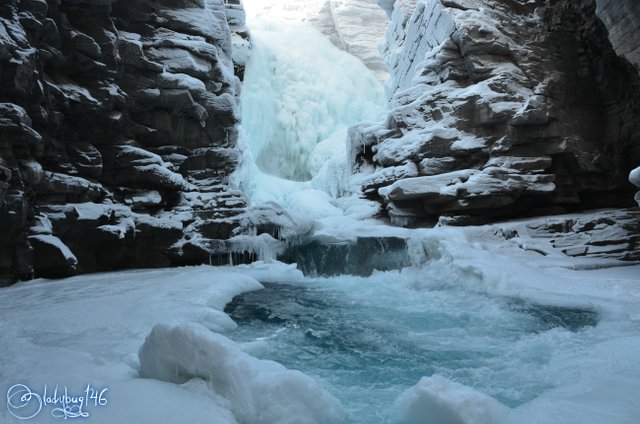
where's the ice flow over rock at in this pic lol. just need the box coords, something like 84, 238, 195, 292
240, 21, 384, 182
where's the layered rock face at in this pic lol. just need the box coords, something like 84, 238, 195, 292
0, 0, 256, 283
596, 0, 640, 73
350, 0, 640, 226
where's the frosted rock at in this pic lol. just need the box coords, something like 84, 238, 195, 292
124, 190, 163, 210
148, 28, 221, 63
69, 30, 102, 59
379, 169, 477, 201
101, 145, 191, 191
35, 171, 105, 202
418, 156, 457, 176
118, 31, 164, 72
18, 160, 43, 185
384, 0, 456, 94
327, 0, 390, 80
351, 0, 640, 224
28, 234, 78, 277
29, 214, 53, 235
484, 156, 553, 174
147, 47, 214, 79
380, 168, 555, 215
0, 102, 41, 143
361, 161, 419, 194
0, 0, 248, 280
519, 209, 640, 261
159, 6, 232, 54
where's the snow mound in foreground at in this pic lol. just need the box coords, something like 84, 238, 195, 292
138, 322, 344, 424
395, 375, 508, 424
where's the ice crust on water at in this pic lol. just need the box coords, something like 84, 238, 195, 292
395, 375, 508, 424
0, 267, 342, 423
229, 225, 640, 424
139, 322, 344, 424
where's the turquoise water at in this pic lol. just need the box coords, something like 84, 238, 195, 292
225, 271, 598, 423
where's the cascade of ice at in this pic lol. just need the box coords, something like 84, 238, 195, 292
235, 2, 385, 217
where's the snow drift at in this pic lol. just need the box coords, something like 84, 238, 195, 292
139, 322, 344, 424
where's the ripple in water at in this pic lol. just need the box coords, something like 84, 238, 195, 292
225, 277, 598, 423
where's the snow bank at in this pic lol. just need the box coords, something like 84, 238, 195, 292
630, 166, 640, 205
0, 267, 341, 423
396, 375, 508, 424
139, 322, 344, 424
630, 166, 640, 187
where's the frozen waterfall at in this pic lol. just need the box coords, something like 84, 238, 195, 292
236, 4, 384, 215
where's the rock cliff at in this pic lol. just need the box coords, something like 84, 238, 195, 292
2, 0, 639, 284
0, 0, 254, 283
350, 0, 640, 226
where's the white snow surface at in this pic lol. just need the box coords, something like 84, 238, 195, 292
628, 166, 640, 205
630, 166, 640, 188
139, 322, 344, 424
0, 267, 342, 423
2, 221, 640, 423
396, 375, 509, 424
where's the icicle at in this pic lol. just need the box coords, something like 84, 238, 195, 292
406, 236, 428, 267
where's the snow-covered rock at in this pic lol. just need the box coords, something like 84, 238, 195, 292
350, 0, 640, 226
0, 0, 252, 282
28, 234, 78, 277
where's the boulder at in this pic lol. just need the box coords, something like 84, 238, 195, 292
100, 145, 191, 191
29, 234, 78, 277
35, 172, 106, 202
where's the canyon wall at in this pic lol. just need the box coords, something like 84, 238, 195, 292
350, 0, 640, 226
2, 0, 639, 283
0, 0, 256, 284
596, 0, 640, 73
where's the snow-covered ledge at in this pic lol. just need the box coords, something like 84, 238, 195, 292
630, 166, 640, 206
